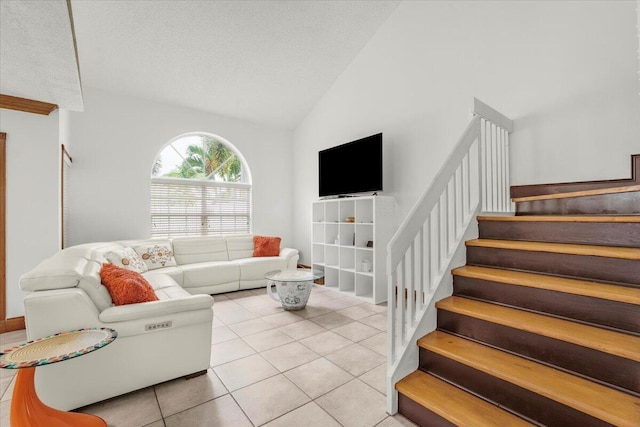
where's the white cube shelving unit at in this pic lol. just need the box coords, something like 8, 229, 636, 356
311, 196, 395, 304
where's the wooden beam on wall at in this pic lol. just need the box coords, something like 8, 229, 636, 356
0, 133, 5, 325
0, 94, 58, 115
0, 317, 26, 334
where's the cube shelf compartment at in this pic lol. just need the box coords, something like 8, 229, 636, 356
311, 196, 394, 304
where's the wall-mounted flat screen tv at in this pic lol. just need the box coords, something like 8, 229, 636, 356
319, 133, 382, 197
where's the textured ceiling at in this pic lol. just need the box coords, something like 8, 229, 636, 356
70, 0, 399, 129
0, 0, 83, 111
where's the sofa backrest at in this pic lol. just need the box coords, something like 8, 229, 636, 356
20, 245, 114, 311
226, 235, 254, 260
76, 260, 114, 311
172, 236, 229, 264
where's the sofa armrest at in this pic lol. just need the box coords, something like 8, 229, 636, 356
24, 289, 102, 339
99, 294, 214, 323
279, 247, 299, 260
279, 247, 300, 270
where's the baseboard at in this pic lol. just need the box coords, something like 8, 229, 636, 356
0, 316, 25, 334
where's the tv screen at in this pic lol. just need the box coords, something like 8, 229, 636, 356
319, 133, 382, 197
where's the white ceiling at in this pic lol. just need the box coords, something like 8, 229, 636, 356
0, 0, 83, 111
71, 0, 400, 129
1, 0, 399, 129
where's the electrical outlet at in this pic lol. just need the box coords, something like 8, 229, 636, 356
145, 321, 172, 331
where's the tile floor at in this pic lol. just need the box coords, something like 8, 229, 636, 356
0, 286, 417, 427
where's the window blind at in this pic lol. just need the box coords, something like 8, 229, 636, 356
150, 177, 251, 238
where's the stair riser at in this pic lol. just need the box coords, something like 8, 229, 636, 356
453, 276, 640, 334
419, 349, 611, 427
437, 312, 639, 394
510, 154, 640, 199
398, 394, 456, 427
515, 192, 640, 215
466, 247, 640, 286
478, 221, 640, 248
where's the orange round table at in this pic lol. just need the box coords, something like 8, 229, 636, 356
0, 328, 117, 427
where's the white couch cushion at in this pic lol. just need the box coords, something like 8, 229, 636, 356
236, 257, 288, 281
143, 266, 183, 286
172, 237, 229, 264
142, 271, 181, 291
98, 274, 213, 323
226, 235, 254, 260
181, 261, 240, 289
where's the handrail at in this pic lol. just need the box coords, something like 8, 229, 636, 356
473, 98, 513, 132
387, 117, 480, 269
386, 102, 513, 414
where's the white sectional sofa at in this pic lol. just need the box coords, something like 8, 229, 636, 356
19, 235, 299, 410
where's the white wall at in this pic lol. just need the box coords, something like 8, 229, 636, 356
292, 0, 640, 264
67, 88, 294, 247
1, 109, 60, 318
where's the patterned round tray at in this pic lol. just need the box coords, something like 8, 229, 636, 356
0, 328, 117, 369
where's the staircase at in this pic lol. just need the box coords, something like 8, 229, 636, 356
395, 208, 640, 424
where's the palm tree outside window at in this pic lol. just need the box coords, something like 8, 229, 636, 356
150, 133, 251, 238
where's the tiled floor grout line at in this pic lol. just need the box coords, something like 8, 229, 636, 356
151, 384, 167, 427
207, 303, 387, 426
227, 390, 257, 427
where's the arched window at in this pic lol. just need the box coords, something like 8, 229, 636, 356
150, 133, 251, 238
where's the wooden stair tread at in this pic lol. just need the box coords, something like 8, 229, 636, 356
466, 239, 640, 260
436, 296, 640, 362
396, 370, 534, 427
452, 265, 640, 305
511, 184, 640, 203
419, 331, 640, 427
477, 215, 640, 223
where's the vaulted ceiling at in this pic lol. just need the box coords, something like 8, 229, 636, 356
1, 0, 399, 129
0, 0, 83, 111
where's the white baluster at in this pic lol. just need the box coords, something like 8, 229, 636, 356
497, 125, 502, 211
480, 119, 487, 212
406, 244, 414, 327
388, 268, 397, 361
396, 259, 405, 347
493, 123, 500, 211
505, 128, 510, 212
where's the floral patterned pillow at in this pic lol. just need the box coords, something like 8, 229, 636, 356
132, 241, 177, 270
104, 247, 148, 273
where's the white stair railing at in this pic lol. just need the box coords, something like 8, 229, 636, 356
386, 98, 513, 414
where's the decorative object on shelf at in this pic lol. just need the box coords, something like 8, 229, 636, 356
367, 240, 374, 248
266, 269, 324, 310
361, 259, 373, 273
0, 328, 117, 426
345, 216, 355, 223
335, 234, 340, 245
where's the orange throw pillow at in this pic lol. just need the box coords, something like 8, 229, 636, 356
253, 236, 281, 257
100, 263, 159, 306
